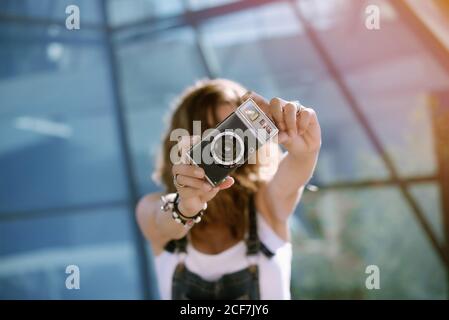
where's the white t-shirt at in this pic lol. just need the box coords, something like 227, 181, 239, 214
154, 213, 292, 299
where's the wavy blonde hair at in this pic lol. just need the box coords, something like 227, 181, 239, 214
154, 79, 273, 240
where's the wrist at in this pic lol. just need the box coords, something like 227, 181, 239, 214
289, 147, 320, 161
177, 200, 205, 218
160, 193, 206, 228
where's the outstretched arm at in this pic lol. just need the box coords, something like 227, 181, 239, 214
246, 93, 321, 223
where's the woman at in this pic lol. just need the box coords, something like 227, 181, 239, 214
136, 79, 321, 299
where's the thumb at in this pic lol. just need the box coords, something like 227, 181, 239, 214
217, 176, 235, 190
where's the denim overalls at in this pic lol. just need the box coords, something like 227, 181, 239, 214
164, 194, 274, 300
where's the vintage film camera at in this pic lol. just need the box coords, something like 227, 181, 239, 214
186, 98, 279, 186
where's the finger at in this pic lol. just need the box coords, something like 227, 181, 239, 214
242, 90, 253, 101
297, 108, 313, 135
177, 135, 197, 164
200, 187, 220, 203
277, 131, 289, 145
217, 176, 235, 190
270, 97, 286, 131
177, 186, 204, 199
307, 108, 321, 134
176, 174, 212, 191
178, 135, 191, 164
283, 102, 298, 136
191, 135, 201, 146
172, 164, 205, 179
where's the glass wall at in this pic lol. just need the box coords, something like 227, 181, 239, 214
1, 0, 448, 299
0, 0, 151, 299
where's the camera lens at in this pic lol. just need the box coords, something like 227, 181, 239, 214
211, 132, 245, 167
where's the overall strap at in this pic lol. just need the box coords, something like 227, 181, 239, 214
164, 236, 187, 253
246, 193, 260, 256
246, 193, 274, 258
177, 236, 188, 253
164, 240, 177, 253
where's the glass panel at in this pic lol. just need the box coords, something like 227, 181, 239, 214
406, 0, 449, 51
0, 0, 103, 24
199, 1, 390, 184
0, 24, 129, 213
292, 186, 447, 299
187, 0, 240, 11
114, 27, 208, 194
0, 206, 142, 299
409, 183, 444, 244
107, 0, 184, 27
296, 0, 449, 178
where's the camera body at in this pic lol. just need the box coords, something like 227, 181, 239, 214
186, 98, 278, 186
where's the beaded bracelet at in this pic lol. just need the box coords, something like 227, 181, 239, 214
172, 193, 206, 227
160, 193, 205, 228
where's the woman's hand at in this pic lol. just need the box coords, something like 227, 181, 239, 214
270, 97, 321, 157
172, 137, 234, 217
242, 91, 321, 223
244, 92, 321, 158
